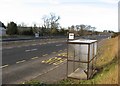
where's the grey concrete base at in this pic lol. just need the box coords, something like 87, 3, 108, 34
68, 68, 87, 80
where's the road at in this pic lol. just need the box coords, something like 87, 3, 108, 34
2, 41, 67, 66
2, 41, 67, 84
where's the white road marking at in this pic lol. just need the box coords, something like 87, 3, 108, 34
25, 50, 31, 52
32, 44, 37, 46
24, 45, 29, 47
16, 46, 22, 48
43, 54, 48, 57
31, 57, 38, 59
0, 65, 9, 68
25, 48, 38, 52
56, 44, 62, 46
7, 47, 13, 49
16, 60, 26, 64
31, 48, 37, 51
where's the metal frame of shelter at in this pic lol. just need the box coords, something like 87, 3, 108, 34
67, 39, 98, 80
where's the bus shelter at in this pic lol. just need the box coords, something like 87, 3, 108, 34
67, 39, 97, 79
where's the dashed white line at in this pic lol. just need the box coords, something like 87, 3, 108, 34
43, 54, 48, 57
32, 44, 37, 46
56, 44, 62, 46
16, 60, 26, 64
16, 46, 22, 48
25, 48, 38, 52
31, 48, 37, 51
31, 57, 38, 60
25, 50, 31, 52
0, 65, 9, 68
24, 45, 29, 47
7, 47, 13, 49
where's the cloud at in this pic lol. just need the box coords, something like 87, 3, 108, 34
0, 0, 118, 31
48, 0, 60, 5
98, 0, 119, 4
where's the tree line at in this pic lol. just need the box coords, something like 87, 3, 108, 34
3, 13, 112, 36
6, 13, 68, 36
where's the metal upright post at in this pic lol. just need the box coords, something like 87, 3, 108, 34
92, 43, 95, 76
66, 39, 69, 77
87, 44, 90, 79
73, 46, 75, 72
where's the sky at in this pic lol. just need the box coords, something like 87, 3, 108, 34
0, 0, 119, 32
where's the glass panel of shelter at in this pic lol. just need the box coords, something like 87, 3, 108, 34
67, 41, 97, 80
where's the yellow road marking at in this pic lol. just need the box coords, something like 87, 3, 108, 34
59, 50, 62, 52
48, 57, 61, 64
58, 54, 61, 56
46, 57, 57, 64
62, 53, 67, 54
59, 53, 67, 57
22, 82, 25, 84
41, 60, 45, 63
43, 54, 48, 57
42, 57, 57, 64
41, 57, 55, 63
31, 57, 38, 60
46, 58, 54, 63
41, 57, 66, 65
16, 60, 26, 64
53, 59, 67, 65
64, 49, 67, 51
0, 65, 9, 68
49, 57, 58, 64
53, 60, 64, 65
52, 52, 56, 54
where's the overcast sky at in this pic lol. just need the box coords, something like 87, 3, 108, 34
0, 0, 119, 32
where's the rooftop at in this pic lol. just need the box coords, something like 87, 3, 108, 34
68, 39, 97, 44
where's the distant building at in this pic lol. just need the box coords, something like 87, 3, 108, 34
0, 21, 6, 36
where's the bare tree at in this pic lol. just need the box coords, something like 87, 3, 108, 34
76, 25, 80, 31
86, 25, 91, 31
92, 27, 96, 32
42, 13, 60, 36
49, 13, 60, 30
42, 15, 50, 29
